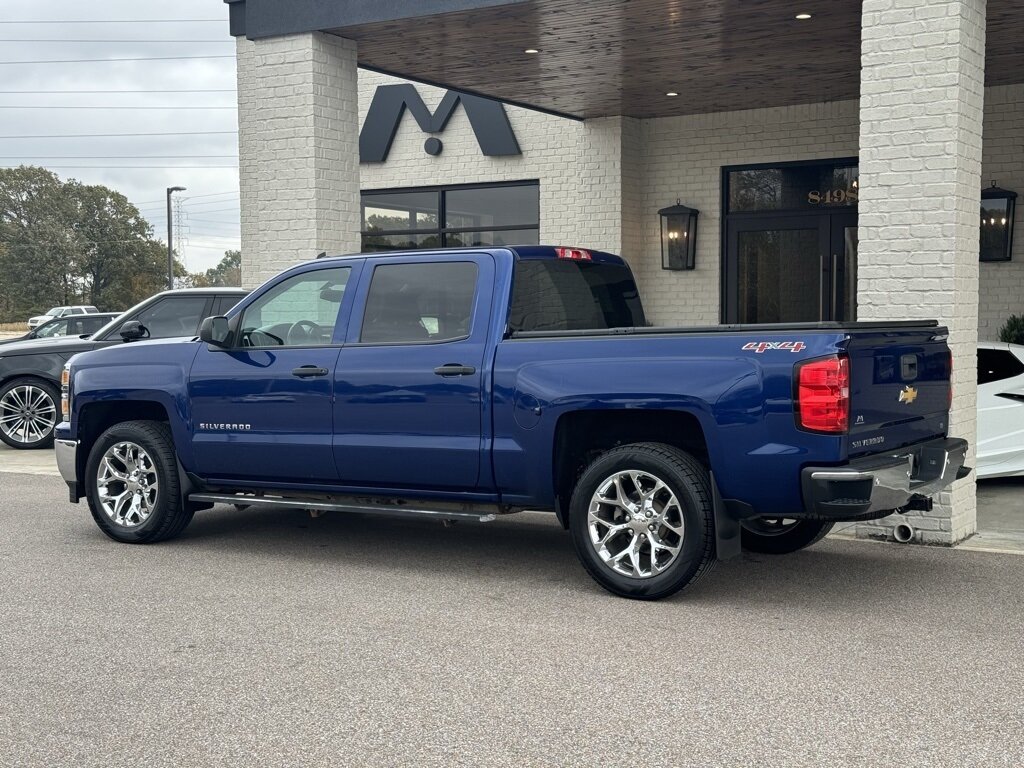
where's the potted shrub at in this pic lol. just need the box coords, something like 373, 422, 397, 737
999, 315, 1024, 345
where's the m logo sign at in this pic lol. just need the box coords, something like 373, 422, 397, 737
359, 83, 521, 163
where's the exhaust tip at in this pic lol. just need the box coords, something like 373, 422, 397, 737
893, 522, 915, 543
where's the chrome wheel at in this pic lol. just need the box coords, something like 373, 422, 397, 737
96, 441, 159, 528
587, 469, 684, 579
0, 384, 56, 445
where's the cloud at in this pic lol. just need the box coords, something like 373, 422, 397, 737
1, 0, 238, 270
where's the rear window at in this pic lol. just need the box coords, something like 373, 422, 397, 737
978, 348, 1024, 385
509, 260, 646, 333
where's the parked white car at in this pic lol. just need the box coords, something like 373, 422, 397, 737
977, 342, 1024, 479
26, 305, 98, 329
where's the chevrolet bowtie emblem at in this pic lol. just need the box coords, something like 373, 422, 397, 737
899, 385, 918, 405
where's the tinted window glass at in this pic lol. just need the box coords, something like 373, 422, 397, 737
360, 183, 539, 253
135, 297, 210, 339
978, 348, 1024, 385
77, 315, 108, 334
240, 268, 350, 347
361, 262, 478, 344
728, 164, 858, 212
38, 315, 104, 337
446, 229, 539, 248
362, 190, 439, 232
362, 233, 442, 252
212, 295, 242, 316
509, 260, 646, 333
445, 185, 539, 229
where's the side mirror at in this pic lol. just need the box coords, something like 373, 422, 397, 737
119, 320, 149, 342
198, 316, 231, 348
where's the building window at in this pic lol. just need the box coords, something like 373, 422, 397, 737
361, 181, 539, 252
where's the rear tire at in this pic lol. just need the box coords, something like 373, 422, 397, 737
740, 518, 833, 554
569, 442, 715, 600
85, 420, 194, 543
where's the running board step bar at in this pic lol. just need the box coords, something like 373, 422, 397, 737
188, 492, 513, 523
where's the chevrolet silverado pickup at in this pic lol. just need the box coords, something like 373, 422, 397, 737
54, 246, 969, 599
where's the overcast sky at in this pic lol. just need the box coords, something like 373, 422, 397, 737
1, 0, 238, 271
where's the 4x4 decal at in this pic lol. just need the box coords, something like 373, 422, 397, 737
742, 341, 807, 354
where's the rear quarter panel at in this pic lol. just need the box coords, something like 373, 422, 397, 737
493, 331, 849, 515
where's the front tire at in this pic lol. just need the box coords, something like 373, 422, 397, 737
569, 442, 715, 600
85, 420, 194, 543
740, 518, 834, 554
0, 377, 59, 449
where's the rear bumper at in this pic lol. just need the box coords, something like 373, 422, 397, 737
802, 437, 970, 519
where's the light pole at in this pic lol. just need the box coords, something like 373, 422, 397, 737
166, 186, 186, 289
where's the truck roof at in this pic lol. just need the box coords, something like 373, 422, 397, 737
316, 245, 628, 267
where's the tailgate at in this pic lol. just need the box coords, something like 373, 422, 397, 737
845, 327, 952, 457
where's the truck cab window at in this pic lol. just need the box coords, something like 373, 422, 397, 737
360, 261, 478, 344
240, 267, 351, 347
509, 260, 646, 332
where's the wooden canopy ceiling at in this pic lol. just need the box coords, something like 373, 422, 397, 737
326, 0, 1024, 119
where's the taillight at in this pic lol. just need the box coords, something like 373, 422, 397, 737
555, 247, 592, 261
948, 348, 954, 410
796, 355, 850, 433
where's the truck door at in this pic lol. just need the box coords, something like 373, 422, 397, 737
334, 253, 494, 490
188, 265, 356, 483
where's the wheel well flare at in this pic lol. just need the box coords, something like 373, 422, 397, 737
552, 409, 709, 526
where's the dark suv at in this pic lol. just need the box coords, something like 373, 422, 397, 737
0, 312, 121, 346
0, 288, 246, 449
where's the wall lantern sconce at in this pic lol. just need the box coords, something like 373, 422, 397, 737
659, 199, 699, 270
980, 181, 1016, 262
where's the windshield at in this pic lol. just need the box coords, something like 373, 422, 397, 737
44, 307, 64, 316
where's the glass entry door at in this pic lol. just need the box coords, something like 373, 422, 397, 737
724, 213, 856, 324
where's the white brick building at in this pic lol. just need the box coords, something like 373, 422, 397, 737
227, 0, 1023, 544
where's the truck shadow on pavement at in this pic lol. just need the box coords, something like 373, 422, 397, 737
167, 503, 970, 606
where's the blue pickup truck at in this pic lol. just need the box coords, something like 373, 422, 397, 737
55, 246, 969, 599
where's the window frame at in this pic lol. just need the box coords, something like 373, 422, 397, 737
348, 255, 485, 348
234, 265, 356, 351
132, 295, 215, 341
360, 180, 540, 251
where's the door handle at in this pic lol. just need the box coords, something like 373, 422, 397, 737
831, 252, 839, 320
292, 365, 329, 378
434, 364, 476, 377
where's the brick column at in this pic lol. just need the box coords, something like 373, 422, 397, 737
857, 0, 986, 543
571, 116, 644, 266
236, 32, 361, 288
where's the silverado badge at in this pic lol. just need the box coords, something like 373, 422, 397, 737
898, 385, 918, 405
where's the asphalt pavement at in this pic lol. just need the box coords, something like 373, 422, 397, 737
0, 471, 1022, 767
